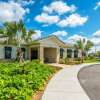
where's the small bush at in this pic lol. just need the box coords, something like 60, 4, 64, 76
59, 59, 65, 64
64, 57, 81, 65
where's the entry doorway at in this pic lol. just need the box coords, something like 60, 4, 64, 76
31, 48, 38, 60
44, 48, 57, 63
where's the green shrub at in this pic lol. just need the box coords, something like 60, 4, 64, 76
59, 59, 65, 64
0, 61, 55, 99
86, 55, 95, 60
64, 57, 81, 65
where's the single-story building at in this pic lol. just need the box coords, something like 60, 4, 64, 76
0, 35, 81, 63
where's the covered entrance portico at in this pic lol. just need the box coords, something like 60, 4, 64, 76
29, 35, 69, 63
29, 46, 58, 63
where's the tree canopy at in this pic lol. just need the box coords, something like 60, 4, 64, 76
0, 20, 36, 44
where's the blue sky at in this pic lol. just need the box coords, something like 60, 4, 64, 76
0, 0, 100, 51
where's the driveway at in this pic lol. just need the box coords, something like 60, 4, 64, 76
78, 64, 100, 100
42, 63, 100, 100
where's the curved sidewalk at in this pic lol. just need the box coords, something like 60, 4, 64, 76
42, 63, 100, 100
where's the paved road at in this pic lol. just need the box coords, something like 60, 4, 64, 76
78, 64, 100, 100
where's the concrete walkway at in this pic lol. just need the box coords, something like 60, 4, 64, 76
42, 63, 100, 100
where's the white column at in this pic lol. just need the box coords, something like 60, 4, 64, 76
39, 46, 44, 63
0, 45, 4, 59
63, 48, 67, 59
11, 46, 17, 59
29, 47, 31, 60
56, 47, 60, 63
26, 47, 29, 59
72, 49, 74, 58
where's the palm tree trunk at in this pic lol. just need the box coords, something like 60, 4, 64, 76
16, 31, 24, 63
17, 48, 24, 63
81, 50, 84, 63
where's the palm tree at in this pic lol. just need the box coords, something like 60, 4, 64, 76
74, 39, 85, 63
74, 39, 93, 63
84, 40, 94, 57
15, 20, 36, 63
0, 22, 16, 44
0, 20, 35, 62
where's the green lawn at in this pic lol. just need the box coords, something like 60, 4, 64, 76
0, 61, 57, 100
84, 58, 100, 63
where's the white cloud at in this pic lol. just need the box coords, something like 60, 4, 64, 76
91, 30, 100, 51
35, 13, 59, 24
52, 31, 68, 37
0, 2, 26, 22
21, 0, 34, 6
94, 2, 100, 10
89, 36, 100, 52
66, 34, 87, 44
91, 37, 100, 46
42, 24, 49, 27
89, 30, 100, 52
90, 46, 100, 53
66, 34, 100, 52
58, 13, 88, 27
93, 30, 100, 37
10, 0, 34, 6
43, 1, 76, 15
32, 30, 42, 40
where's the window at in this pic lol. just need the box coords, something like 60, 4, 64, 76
60, 48, 64, 58
74, 50, 78, 58
67, 49, 72, 58
21, 48, 26, 59
5, 47, 12, 59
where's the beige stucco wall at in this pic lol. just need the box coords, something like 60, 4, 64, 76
0, 45, 4, 59
39, 38, 59, 48
44, 48, 57, 63
78, 50, 82, 58
0, 45, 16, 59
0, 45, 28, 60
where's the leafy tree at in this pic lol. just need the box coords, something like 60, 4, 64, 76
0, 20, 36, 63
96, 51, 100, 57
